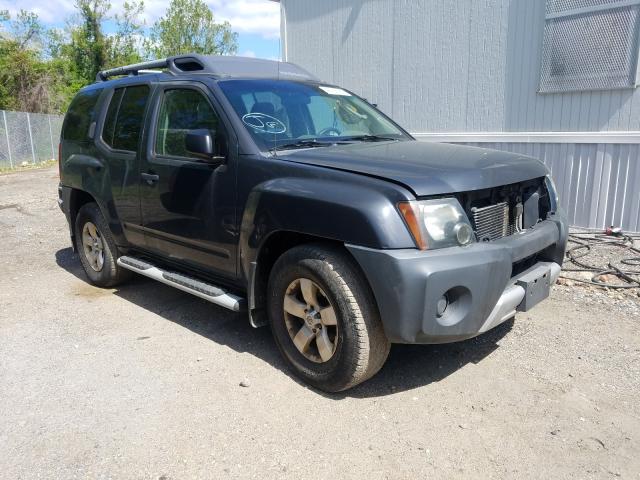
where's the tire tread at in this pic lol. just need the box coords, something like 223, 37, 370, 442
74, 202, 130, 288
269, 243, 390, 391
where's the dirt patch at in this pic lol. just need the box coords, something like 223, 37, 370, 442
69, 281, 114, 299
0, 203, 33, 215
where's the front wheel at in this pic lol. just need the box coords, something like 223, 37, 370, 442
267, 243, 390, 392
74, 202, 131, 288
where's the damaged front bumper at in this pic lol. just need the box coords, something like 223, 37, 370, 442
347, 213, 568, 344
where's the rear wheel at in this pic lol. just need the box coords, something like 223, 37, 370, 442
74, 202, 130, 287
267, 243, 390, 392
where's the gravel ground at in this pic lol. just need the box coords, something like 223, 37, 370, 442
1, 167, 639, 479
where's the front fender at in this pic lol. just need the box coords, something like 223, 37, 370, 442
239, 176, 415, 280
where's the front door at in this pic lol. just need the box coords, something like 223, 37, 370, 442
139, 83, 238, 278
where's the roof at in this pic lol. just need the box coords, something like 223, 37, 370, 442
96, 53, 317, 83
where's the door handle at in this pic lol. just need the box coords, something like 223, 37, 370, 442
141, 172, 159, 185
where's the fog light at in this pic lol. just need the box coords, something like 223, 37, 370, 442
454, 222, 473, 245
436, 295, 448, 317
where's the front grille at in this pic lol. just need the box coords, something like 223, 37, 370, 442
471, 202, 517, 241
458, 178, 551, 243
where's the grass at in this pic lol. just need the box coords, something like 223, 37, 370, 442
0, 159, 57, 175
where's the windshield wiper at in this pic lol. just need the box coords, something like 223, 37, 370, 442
342, 134, 399, 142
269, 135, 397, 152
270, 139, 338, 152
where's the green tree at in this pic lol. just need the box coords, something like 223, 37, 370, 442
0, 39, 79, 113
68, 0, 111, 83
0, 11, 83, 113
7, 10, 44, 49
0, 0, 240, 114
108, 0, 145, 67
148, 0, 237, 58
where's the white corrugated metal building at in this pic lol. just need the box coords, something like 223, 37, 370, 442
270, 0, 640, 232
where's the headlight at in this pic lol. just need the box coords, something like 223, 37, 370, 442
398, 198, 475, 250
544, 175, 559, 213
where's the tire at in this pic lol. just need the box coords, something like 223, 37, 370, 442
74, 202, 131, 288
267, 243, 390, 392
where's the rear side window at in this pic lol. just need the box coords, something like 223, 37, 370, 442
62, 89, 102, 142
102, 85, 150, 151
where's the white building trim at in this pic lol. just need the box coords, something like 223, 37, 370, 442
412, 131, 640, 144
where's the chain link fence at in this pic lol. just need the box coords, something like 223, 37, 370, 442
0, 110, 64, 169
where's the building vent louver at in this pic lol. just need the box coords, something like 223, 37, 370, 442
540, 0, 640, 93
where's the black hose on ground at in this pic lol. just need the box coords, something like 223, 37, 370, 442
560, 230, 640, 289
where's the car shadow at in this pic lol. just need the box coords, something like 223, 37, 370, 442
340, 322, 512, 399
55, 247, 513, 399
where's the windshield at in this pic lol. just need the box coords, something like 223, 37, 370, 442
218, 79, 410, 151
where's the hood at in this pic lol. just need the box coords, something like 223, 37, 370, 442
279, 140, 549, 197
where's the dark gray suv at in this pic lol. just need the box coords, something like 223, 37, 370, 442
58, 54, 568, 392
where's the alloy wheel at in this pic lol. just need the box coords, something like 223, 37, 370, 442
81, 221, 105, 272
283, 278, 339, 363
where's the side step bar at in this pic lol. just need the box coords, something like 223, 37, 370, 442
117, 256, 246, 312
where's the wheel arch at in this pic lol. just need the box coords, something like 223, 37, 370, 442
247, 230, 378, 329
68, 188, 99, 251
239, 175, 412, 328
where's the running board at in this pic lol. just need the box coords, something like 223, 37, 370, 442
117, 256, 245, 312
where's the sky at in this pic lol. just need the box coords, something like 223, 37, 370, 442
0, 0, 282, 59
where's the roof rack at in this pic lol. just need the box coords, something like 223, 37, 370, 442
95, 53, 319, 83
96, 59, 169, 81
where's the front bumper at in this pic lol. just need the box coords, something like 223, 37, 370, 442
347, 214, 568, 344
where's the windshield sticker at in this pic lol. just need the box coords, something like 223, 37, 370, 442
242, 113, 287, 134
319, 86, 351, 96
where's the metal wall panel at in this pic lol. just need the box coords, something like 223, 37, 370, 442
453, 141, 640, 232
282, 0, 640, 133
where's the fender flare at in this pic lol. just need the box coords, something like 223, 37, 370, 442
62, 154, 126, 245
239, 176, 415, 326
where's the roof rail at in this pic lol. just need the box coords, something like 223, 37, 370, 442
96, 58, 170, 82
96, 54, 319, 83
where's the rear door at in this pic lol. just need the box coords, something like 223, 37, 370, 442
95, 83, 152, 247
139, 81, 238, 278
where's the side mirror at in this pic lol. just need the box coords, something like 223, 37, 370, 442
185, 129, 225, 163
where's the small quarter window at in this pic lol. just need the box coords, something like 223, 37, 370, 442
103, 89, 124, 148
102, 85, 150, 151
62, 88, 102, 142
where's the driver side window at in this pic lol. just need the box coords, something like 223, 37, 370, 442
155, 88, 220, 159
